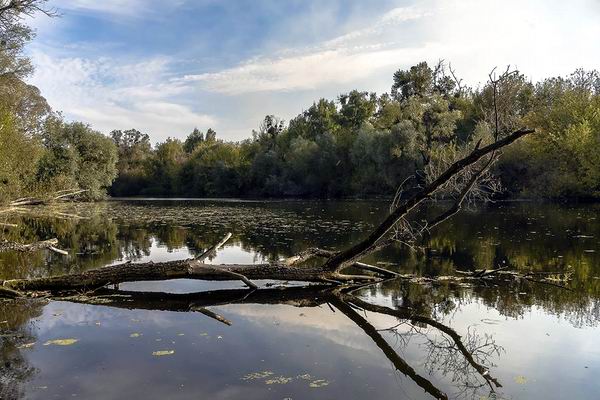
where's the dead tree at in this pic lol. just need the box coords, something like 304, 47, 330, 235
0, 127, 533, 294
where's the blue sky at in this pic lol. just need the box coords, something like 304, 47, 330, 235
25, 0, 600, 143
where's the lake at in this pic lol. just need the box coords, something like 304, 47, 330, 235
1, 199, 599, 400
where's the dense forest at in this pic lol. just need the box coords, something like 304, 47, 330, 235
109, 66, 600, 199
1, 2, 599, 203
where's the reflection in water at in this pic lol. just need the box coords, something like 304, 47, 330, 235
0, 200, 599, 399
0, 300, 44, 399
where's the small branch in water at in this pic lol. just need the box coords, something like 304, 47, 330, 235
217, 269, 258, 290
195, 232, 232, 261
190, 233, 257, 289
189, 305, 232, 326
352, 262, 400, 279
284, 247, 335, 266
0, 238, 68, 256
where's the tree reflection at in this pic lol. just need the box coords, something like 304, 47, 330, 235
57, 284, 506, 400
0, 300, 44, 400
2, 201, 599, 329
1, 201, 599, 398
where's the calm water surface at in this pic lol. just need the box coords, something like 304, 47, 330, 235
1, 200, 599, 399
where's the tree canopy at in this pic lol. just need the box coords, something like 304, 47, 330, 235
108, 62, 600, 200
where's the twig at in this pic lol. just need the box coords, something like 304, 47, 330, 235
196, 232, 232, 261
353, 262, 399, 278
189, 305, 232, 326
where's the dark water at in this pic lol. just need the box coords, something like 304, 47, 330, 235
1, 200, 599, 400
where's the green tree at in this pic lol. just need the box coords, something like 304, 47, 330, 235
500, 70, 600, 198
39, 120, 118, 200
144, 138, 185, 195
183, 127, 204, 153
205, 127, 217, 142
110, 128, 152, 196
0, 107, 43, 203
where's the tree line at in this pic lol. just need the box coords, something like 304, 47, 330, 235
110, 64, 600, 199
1, 1, 599, 203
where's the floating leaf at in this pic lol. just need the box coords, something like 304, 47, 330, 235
265, 376, 293, 385
514, 375, 527, 384
44, 338, 78, 346
309, 379, 330, 388
130, 333, 142, 338
242, 371, 274, 381
152, 350, 175, 356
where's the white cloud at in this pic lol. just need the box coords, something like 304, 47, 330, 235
381, 6, 433, 23
29, 51, 216, 141
181, 0, 600, 96
26, 0, 600, 142
181, 6, 437, 95
321, 6, 432, 49
50, 0, 184, 18
182, 44, 441, 95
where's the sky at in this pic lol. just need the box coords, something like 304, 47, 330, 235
25, 0, 600, 143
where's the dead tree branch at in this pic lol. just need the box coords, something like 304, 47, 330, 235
323, 128, 533, 271
331, 297, 449, 399
0, 238, 68, 256
7, 189, 88, 207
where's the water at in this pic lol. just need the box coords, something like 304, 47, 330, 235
1, 200, 599, 399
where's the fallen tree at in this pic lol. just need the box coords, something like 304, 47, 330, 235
1, 127, 534, 295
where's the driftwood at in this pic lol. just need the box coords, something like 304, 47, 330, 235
0, 128, 534, 296
6, 189, 88, 207
0, 238, 68, 256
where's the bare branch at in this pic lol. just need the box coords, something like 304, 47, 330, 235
189, 305, 232, 326
323, 127, 534, 271
195, 232, 232, 261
